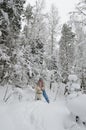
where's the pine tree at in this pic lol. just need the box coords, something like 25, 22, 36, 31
0, 0, 25, 44
59, 24, 75, 83
0, 0, 25, 84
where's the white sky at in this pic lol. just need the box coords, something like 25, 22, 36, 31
26, 0, 80, 23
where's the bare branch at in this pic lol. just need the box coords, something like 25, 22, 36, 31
76, 6, 86, 16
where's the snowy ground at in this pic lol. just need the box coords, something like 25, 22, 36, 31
0, 100, 69, 130
0, 85, 86, 130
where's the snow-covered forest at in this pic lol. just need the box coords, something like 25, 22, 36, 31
0, 0, 86, 130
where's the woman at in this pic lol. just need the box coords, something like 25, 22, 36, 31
35, 78, 43, 100
35, 78, 49, 103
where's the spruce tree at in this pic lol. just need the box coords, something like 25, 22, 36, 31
59, 24, 75, 83
0, 0, 25, 44
0, 0, 25, 84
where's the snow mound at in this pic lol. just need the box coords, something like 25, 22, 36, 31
0, 100, 69, 130
67, 94, 86, 121
70, 83, 80, 91
68, 75, 78, 81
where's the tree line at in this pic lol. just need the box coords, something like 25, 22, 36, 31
0, 0, 86, 92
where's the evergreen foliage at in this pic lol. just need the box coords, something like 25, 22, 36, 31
59, 24, 75, 83
0, 0, 25, 84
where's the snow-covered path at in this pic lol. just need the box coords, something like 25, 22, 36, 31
0, 99, 69, 130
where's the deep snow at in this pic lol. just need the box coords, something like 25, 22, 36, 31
0, 100, 69, 130
0, 85, 86, 130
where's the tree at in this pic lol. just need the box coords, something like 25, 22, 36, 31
44, 4, 60, 89
47, 4, 60, 55
59, 24, 75, 83
22, 0, 46, 84
0, 0, 25, 84
0, 0, 25, 44
69, 0, 86, 90
74, 40, 86, 90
